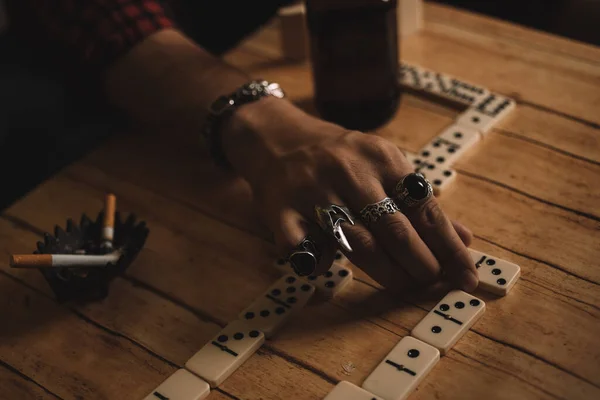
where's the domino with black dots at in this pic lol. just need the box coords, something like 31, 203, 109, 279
469, 248, 521, 296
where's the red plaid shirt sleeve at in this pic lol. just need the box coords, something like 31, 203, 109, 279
8, 0, 177, 71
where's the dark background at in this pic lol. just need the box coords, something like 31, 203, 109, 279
429, 0, 600, 46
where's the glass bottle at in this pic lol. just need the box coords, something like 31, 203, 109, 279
305, 0, 400, 132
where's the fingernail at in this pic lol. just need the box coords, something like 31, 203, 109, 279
459, 269, 479, 292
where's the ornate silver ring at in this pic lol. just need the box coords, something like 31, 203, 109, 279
359, 197, 400, 225
395, 172, 433, 208
314, 204, 355, 253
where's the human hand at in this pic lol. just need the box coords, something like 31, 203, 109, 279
221, 97, 478, 293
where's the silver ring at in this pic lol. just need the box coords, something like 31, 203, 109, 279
287, 236, 321, 277
359, 197, 399, 225
314, 204, 355, 253
395, 172, 433, 208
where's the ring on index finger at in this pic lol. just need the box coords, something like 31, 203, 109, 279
394, 173, 433, 208
287, 236, 321, 277
314, 204, 355, 253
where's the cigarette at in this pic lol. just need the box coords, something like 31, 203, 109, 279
103, 193, 116, 247
10, 252, 121, 269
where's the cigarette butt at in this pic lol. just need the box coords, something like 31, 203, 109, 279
10, 252, 121, 269
103, 193, 116, 243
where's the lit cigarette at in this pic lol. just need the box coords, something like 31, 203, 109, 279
10, 252, 121, 269
103, 193, 116, 247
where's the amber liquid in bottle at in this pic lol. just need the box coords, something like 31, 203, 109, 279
306, 0, 400, 131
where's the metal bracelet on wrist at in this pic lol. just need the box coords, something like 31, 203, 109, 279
201, 80, 285, 169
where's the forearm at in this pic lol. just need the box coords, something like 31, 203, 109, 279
105, 28, 250, 134
105, 28, 346, 181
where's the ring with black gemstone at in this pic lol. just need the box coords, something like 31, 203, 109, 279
394, 172, 433, 208
286, 236, 321, 277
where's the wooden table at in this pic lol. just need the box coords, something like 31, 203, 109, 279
1, 3, 599, 400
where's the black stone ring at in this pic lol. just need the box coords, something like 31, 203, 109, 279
286, 236, 321, 277
394, 173, 434, 208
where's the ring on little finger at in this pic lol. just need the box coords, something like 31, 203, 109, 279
394, 172, 433, 208
287, 236, 321, 276
314, 204, 355, 253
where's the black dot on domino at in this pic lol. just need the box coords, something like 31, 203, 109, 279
275, 307, 286, 315
287, 297, 297, 304
432, 142, 440, 148
434, 179, 442, 185
436, 156, 445, 163
470, 299, 481, 307
260, 310, 271, 317
325, 281, 335, 288
286, 286, 296, 293
427, 164, 435, 170
407, 349, 420, 358
307, 276, 317, 281
432, 326, 442, 333
244, 312, 255, 320
249, 330, 260, 338
301, 284, 312, 291
448, 148, 456, 154
422, 150, 430, 157
492, 268, 502, 275
339, 270, 349, 277
440, 304, 450, 311
455, 301, 465, 309
325, 271, 333, 278
486, 259, 496, 266
497, 278, 507, 286
271, 289, 281, 296
286, 276, 296, 284
233, 332, 244, 340
453, 132, 463, 139
472, 116, 480, 123
443, 170, 452, 177
217, 334, 228, 343
335, 252, 342, 260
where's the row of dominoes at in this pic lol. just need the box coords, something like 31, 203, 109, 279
143, 246, 519, 400
143, 253, 355, 400
398, 62, 516, 195
320, 248, 520, 399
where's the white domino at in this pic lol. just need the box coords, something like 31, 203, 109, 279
306, 262, 353, 298
273, 252, 353, 298
324, 381, 383, 400
399, 63, 489, 106
468, 249, 521, 296
144, 369, 210, 400
362, 336, 440, 400
418, 124, 481, 167
185, 320, 265, 388
456, 93, 516, 135
403, 151, 456, 195
411, 290, 485, 355
238, 274, 315, 338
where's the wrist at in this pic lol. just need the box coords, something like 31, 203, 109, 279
220, 96, 344, 184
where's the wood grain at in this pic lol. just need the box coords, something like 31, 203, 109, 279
4, 169, 599, 399
2, 3, 599, 400
0, 363, 58, 400
0, 272, 174, 400
0, 219, 334, 400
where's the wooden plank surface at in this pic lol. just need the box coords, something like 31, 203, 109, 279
2, 2, 599, 400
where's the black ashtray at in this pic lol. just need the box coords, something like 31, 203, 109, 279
34, 211, 149, 303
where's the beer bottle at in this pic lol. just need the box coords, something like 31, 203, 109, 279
305, 0, 400, 131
